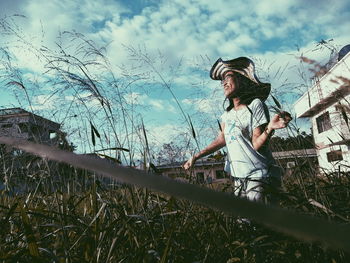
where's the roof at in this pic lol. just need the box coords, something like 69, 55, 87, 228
272, 149, 317, 159
294, 52, 350, 118
0, 107, 60, 128
0, 108, 28, 116
156, 159, 224, 170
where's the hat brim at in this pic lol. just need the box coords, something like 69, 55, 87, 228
210, 57, 271, 101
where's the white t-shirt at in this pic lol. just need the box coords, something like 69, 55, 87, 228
221, 98, 278, 178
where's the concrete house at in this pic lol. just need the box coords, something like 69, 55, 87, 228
0, 108, 61, 145
156, 149, 317, 182
0, 108, 64, 192
294, 45, 350, 173
156, 158, 228, 184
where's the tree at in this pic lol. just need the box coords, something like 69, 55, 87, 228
269, 133, 315, 152
156, 142, 186, 165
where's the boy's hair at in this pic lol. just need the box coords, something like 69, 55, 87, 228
224, 74, 262, 111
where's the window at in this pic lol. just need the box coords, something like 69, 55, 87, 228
327, 150, 343, 162
286, 161, 296, 168
18, 123, 29, 133
207, 177, 213, 184
50, 131, 57, 139
215, 170, 225, 179
13, 149, 23, 156
168, 173, 185, 179
1, 123, 12, 128
31, 125, 42, 135
196, 172, 204, 183
316, 112, 331, 133
168, 173, 177, 179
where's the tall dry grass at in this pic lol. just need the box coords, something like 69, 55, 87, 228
1, 161, 350, 262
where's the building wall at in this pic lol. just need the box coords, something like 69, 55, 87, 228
158, 163, 227, 183
311, 92, 350, 172
311, 95, 350, 147
0, 115, 31, 139
317, 145, 349, 172
157, 152, 318, 181
275, 156, 318, 176
294, 51, 350, 173
0, 111, 61, 145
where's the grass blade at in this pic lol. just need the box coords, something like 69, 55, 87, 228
271, 94, 281, 109
188, 114, 196, 139
94, 147, 130, 152
20, 204, 40, 258
90, 121, 101, 138
91, 124, 96, 146
217, 119, 222, 132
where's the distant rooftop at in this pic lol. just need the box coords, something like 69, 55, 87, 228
0, 107, 60, 129
157, 149, 318, 169
0, 108, 28, 116
157, 159, 224, 170
0, 107, 62, 144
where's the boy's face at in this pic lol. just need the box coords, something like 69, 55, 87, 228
221, 71, 237, 98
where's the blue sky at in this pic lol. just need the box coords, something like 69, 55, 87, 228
0, 0, 350, 156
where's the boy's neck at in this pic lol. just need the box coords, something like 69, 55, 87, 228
233, 98, 246, 110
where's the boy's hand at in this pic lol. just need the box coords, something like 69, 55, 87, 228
183, 156, 197, 170
268, 111, 292, 130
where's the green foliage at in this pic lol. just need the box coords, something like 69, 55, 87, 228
270, 133, 315, 151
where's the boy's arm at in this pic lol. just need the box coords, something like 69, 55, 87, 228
183, 123, 226, 170
252, 112, 292, 151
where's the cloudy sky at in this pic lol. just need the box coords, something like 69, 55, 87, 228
0, 0, 349, 154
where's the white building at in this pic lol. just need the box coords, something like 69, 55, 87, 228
294, 46, 350, 173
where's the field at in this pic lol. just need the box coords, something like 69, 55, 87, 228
1, 150, 350, 263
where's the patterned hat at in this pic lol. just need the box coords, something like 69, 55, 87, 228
210, 57, 271, 101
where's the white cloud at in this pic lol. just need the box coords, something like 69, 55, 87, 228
148, 99, 164, 110
1, 0, 128, 73
123, 92, 148, 105
31, 94, 59, 110
148, 123, 182, 145
23, 0, 127, 35
23, 72, 48, 84
64, 92, 102, 109
2, 0, 350, 78
182, 96, 223, 115
255, 0, 298, 16
123, 92, 178, 113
